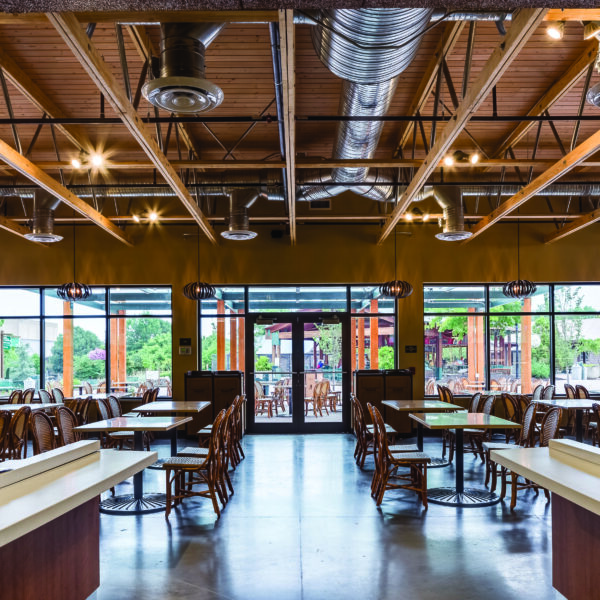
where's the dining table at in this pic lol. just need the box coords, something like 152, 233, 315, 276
382, 400, 466, 467
74, 416, 192, 514
1, 403, 58, 412
535, 398, 598, 443
409, 412, 521, 507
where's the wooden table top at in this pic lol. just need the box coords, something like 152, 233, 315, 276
409, 412, 522, 430
383, 400, 466, 412
131, 401, 211, 414
74, 416, 192, 433
1, 403, 57, 412
536, 399, 598, 410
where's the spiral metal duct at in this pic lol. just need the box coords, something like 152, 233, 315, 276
300, 8, 433, 201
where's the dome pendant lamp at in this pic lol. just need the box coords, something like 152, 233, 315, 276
503, 218, 537, 300
57, 225, 91, 302
380, 227, 413, 299
183, 227, 216, 300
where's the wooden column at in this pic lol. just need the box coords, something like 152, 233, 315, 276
217, 300, 225, 371
63, 301, 73, 397
467, 308, 476, 384
117, 310, 126, 383
357, 318, 365, 370
476, 315, 485, 387
109, 317, 118, 391
237, 309, 245, 373
521, 298, 533, 393
370, 300, 379, 369
351, 317, 357, 374
230, 311, 237, 373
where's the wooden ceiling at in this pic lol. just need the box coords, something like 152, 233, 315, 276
0, 8, 600, 245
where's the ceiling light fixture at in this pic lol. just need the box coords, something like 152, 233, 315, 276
90, 153, 103, 168
443, 155, 454, 167
183, 227, 216, 301
584, 21, 600, 40
469, 152, 480, 165
422, 213, 430, 222
503, 215, 537, 300
71, 157, 82, 169
149, 211, 158, 222
132, 214, 140, 223
546, 21, 565, 40
57, 225, 91, 302
380, 227, 413, 300
405, 212, 413, 221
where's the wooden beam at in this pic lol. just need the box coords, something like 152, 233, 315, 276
0, 138, 133, 246
467, 128, 600, 242
545, 9, 600, 21
0, 11, 278, 24
378, 8, 548, 245
393, 21, 465, 155
545, 205, 600, 244
493, 40, 598, 158
0, 43, 90, 152
48, 11, 218, 245
126, 25, 203, 160
279, 9, 296, 245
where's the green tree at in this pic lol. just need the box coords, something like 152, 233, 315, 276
316, 324, 342, 367
378, 346, 394, 369
46, 327, 104, 377
255, 356, 273, 371
4, 345, 38, 384
125, 318, 172, 375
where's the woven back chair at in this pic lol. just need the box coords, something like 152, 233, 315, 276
542, 385, 555, 400
564, 384, 576, 399
532, 384, 544, 400
468, 393, 482, 413
8, 390, 22, 404
591, 403, 600, 447
96, 398, 111, 420
151, 387, 160, 402
52, 388, 65, 404
519, 402, 538, 447
77, 396, 93, 425
6, 406, 31, 459
22, 388, 35, 404
83, 381, 93, 394
38, 389, 53, 403
575, 385, 590, 399
539, 407, 562, 447
31, 411, 57, 455
55, 405, 80, 446
107, 395, 122, 418
351, 395, 372, 468
0, 410, 12, 460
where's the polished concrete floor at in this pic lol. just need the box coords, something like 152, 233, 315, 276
93, 434, 563, 600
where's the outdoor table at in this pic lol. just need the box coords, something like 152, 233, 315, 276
131, 401, 211, 467
74, 416, 191, 515
535, 398, 598, 443
382, 400, 465, 467
409, 412, 521, 507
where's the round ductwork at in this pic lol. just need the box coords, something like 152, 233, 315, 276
143, 76, 223, 114
435, 230, 473, 242
25, 191, 63, 243
587, 82, 600, 108
221, 206, 258, 241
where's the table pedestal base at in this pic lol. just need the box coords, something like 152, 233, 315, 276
429, 457, 451, 468
148, 458, 168, 470
427, 487, 500, 507
100, 493, 167, 515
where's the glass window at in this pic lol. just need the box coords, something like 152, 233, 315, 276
424, 286, 486, 313
351, 316, 395, 371
425, 314, 486, 395
45, 318, 106, 397
201, 316, 244, 372
489, 286, 550, 313
200, 287, 245, 315
44, 287, 106, 316
109, 287, 172, 316
554, 285, 600, 313
248, 286, 347, 313
350, 286, 395, 313
0, 318, 40, 391
0, 288, 40, 316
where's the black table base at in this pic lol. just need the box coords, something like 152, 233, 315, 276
100, 493, 167, 515
429, 457, 452, 468
427, 487, 500, 507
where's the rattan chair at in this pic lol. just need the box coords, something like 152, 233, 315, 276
52, 388, 65, 404
254, 381, 273, 418
367, 404, 430, 509
0, 410, 12, 461
22, 388, 35, 404
500, 406, 562, 510
55, 405, 80, 446
531, 384, 543, 400
542, 385, 555, 400
8, 390, 22, 404
38, 389, 53, 403
4, 406, 31, 459
31, 411, 57, 455
564, 384, 576, 399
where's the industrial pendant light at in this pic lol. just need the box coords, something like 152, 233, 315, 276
503, 218, 537, 299
57, 225, 91, 301
380, 227, 413, 299
183, 227, 216, 300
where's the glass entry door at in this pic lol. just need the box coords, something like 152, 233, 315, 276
247, 314, 349, 433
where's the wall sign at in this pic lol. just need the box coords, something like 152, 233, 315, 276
405, 345, 417, 353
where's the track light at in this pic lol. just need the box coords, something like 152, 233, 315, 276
90, 153, 103, 167
443, 155, 454, 167
469, 152, 480, 165
584, 21, 600, 40
546, 21, 565, 40
71, 157, 82, 169
405, 212, 413, 221
422, 214, 430, 222
149, 211, 158, 222
132, 214, 140, 223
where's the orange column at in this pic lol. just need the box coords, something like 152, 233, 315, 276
217, 300, 225, 371
117, 311, 126, 383
467, 308, 476, 383
110, 318, 119, 389
521, 298, 532, 393
230, 311, 237, 373
63, 301, 73, 397
476, 315, 485, 387
357, 318, 365, 370
238, 310, 245, 373
351, 317, 357, 374
370, 300, 379, 369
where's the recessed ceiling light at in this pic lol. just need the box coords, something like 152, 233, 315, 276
546, 22, 565, 40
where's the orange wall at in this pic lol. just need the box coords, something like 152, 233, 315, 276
0, 220, 597, 398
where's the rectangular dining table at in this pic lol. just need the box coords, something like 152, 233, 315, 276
535, 398, 597, 443
382, 400, 465, 467
1, 403, 58, 412
74, 416, 191, 514
409, 412, 521, 507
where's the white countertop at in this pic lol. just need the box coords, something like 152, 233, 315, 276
492, 439, 600, 516
0, 441, 157, 547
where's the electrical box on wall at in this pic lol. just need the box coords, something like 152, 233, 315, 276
179, 337, 192, 355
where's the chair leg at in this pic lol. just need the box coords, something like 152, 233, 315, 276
165, 469, 172, 519
510, 472, 518, 511
500, 467, 507, 500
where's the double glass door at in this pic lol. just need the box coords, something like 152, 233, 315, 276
247, 313, 350, 433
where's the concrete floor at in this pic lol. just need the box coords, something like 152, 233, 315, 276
93, 434, 563, 600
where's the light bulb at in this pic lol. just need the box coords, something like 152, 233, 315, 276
443, 155, 454, 167
91, 153, 103, 167
149, 211, 158, 222
422, 214, 430, 222
132, 214, 140, 223
546, 22, 564, 40
71, 157, 82, 169
405, 213, 413, 221
469, 152, 480, 165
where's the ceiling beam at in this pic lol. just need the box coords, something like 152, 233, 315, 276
492, 39, 598, 158
126, 25, 204, 161
279, 9, 296, 245
0, 138, 133, 246
0, 43, 90, 152
466, 128, 600, 242
544, 205, 600, 244
545, 9, 600, 21
378, 8, 548, 245
393, 21, 465, 156
48, 11, 218, 245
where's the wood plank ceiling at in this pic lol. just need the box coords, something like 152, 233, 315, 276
0, 8, 598, 245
